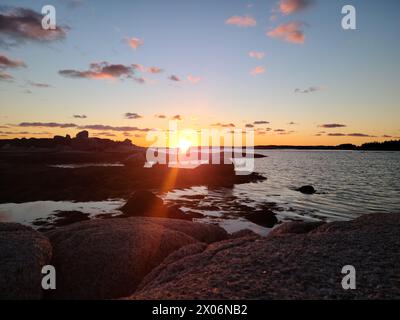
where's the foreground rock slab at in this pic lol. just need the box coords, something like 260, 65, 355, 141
0, 223, 52, 300
46, 217, 227, 299
130, 213, 400, 300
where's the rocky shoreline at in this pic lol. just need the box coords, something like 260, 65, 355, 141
1, 213, 399, 300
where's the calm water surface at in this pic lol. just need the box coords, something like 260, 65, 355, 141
0, 150, 399, 235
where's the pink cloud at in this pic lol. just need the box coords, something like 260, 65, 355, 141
187, 75, 201, 84
250, 66, 266, 76
125, 37, 144, 50
225, 15, 257, 27
279, 0, 314, 15
248, 51, 265, 59
267, 21, 305, 44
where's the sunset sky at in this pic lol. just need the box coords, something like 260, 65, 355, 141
1, 0, 400, 146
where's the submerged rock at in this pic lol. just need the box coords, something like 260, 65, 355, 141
128, 213, 400, 300
0, 223, 52, 300
45, 217, 227, 299
245, 211, 278, 228
296, 185, 316, 194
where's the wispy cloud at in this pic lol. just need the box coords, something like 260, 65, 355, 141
225, 15, 257, 27
253, 121, 270, 125
326, 133, 375, 138
0, 7, 67, 46
133, 64, 163, 74
295, 86, 324, 93
278, 0, 315, 15
19, 122, 77, 128
0, 71, 13, 81
187, 75, 201, 84
211, 123, 236, 128
168, 75, 181, 82
124, 112, 142, 120
28, 81, 52, 88
248, 51, 265, 59
172, 115, 182, 120
267, 21, 305, 44
319, 123, 346, 129
250, 66, 266, 76
125, 37, 144, 50
155, 114, 166, 119
73, 114, 87, 119
59, 62, 144, 83
0, 54, 26, 68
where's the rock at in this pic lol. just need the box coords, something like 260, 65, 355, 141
128, 213, 400, 300
267, 221, 325, 238
120, 191, 202, 221
123, 152, 146, 167
45, 217, 227, 299
230, 229, 260, 239
296, 185, 316, 194
245, 211, 278, 228
75, 130, 89, 140
121, 190, 164, 215
0, 223, 52, 300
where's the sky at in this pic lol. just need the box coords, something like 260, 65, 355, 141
0, 0, 400, 146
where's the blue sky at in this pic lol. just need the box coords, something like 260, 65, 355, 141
1, 0, 400, 145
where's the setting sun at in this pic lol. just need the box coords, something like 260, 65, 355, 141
177, 138, 192, 154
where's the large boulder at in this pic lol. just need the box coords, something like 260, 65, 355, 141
129, 213, 400, 300
0, 223, 52, 300
120, 190, 203, 221
45, 217, 227, 299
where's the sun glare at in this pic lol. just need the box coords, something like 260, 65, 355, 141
177, 138, 192, 154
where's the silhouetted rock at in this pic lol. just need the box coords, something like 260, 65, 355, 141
75, 130, 89, 140
0, 223, 52, 300
121, 190, 164, 215
123, 152, 146, 167
45, 217, 227, 299
296, 185, 316, 194
245, 211, 278, 228
129, 213, 400, 300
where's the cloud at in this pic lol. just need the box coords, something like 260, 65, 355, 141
225, 15, 257, 27
250, 66, 266, 76
155, 114, 166, 119
93, 132, 116, 137
274, 129, 286, 132
19, 122, 77, 128
319, 123, 346, 129
18, 122, 150, 133
0, 7, 67, 46
347, 133, 375, 137
80, 124, 150, 132
326, 133, 375, 138
125, 37, 144, 50
211, 123, 236, 128
295, 86, 323, 93
0, 71, 12, 81
382, 135, 392, 138
288, 121, 298, 125
29, 81, 51, 88
279, 0, 315, 15
0, 131, 50, 135
253, 121, 270, 125
133, 64, 163, 74
187, 75, 201, 84
267, 21, 305, 44
248, 51, 265, 59
172, 115, 182, 121
59, 62, 144, 82
0, 54, 26, 68
245, 124, 255, 128
168, 75, 181, 82
73, 114, 87, 119
124, 112, 142, 119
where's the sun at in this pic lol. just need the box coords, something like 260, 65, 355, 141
177, 138, 192, 154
